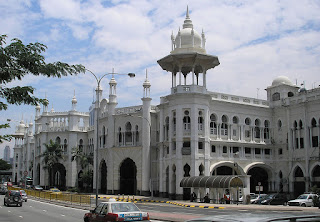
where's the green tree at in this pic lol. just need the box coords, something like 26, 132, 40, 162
0, 158, 11, 170
0, 34, 85, 142
41, 140, 64, 187
71, 146, 93, 169
71, 146, 93, 191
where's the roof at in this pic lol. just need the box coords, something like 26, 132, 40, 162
180, 175, 244, 188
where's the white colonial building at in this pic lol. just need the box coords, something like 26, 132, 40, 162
12, 9, 320, 202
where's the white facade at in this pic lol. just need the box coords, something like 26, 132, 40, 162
12, 9, 320, 201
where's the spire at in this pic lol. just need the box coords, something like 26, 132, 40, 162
72, 89, 77, 111
143, 69, 151, 98
183, 6, 193, 29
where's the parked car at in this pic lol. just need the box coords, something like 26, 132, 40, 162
0, 185, 8, 195
33, 185, 43, 191
84, 198, 149, 222
20, 190, 28, 202
239, 193, 255, 203
260, 193, 287, 205
4, 190, 23, 207
288, 193, 318, 207
49, 188, 62, 195
251, 194, 267, 204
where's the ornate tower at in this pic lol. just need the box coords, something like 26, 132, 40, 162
157, 6, 220, 94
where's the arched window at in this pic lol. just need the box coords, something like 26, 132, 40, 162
254, 119, 261, 138
311, 118, 317, 127
102, 126, 106, 146
272, 92, 280, 101
299, 120, 303, 129
221, 115, 228, 136
135, 125, 139, 143
210, 114, 217, 135
183, 164, 190, 177
118, 127, 122, 144
183, 110, 191, 131
198, 111, 203, 131
55, 137, 61, 145
79, 139, 83, 152
233, 116, 239, 124
165, 117, 169, 141
199, 164, 204, 176
245, 118, 251, 126
264, 120, 270, 140
64, 139, 68, 154
125, 122, 132, 144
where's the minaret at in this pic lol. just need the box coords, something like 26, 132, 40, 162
141, 69, 152, 196
72, 89, 77, 111
35, 103, 41, 118
43, 93, 49, 113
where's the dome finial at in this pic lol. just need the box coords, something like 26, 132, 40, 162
186, 5, 190, 19
183, 6, 193, 29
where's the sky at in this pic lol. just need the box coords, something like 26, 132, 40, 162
1, 0, 320, 158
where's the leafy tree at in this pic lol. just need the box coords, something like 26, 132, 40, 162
0, 158, 12, 170
71, 146, 93, 169
71, 146, 93, 191
41, 140, 64, 187
0, 34, 85, 142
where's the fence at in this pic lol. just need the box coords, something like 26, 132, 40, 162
8, 186, 92, 207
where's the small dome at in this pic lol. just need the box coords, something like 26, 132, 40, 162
72, 95, 77, 104
272, 76, 293, 87
36, 104, 41, 110
109, 77, 117, 85
15, 120, 26, 135
175, 28, 202, 49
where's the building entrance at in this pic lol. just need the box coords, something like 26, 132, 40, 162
120, 158, 137, 195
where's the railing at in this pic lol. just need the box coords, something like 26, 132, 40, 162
8, 186, 91, 207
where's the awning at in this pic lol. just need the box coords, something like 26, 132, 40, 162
180, 175, 244, 188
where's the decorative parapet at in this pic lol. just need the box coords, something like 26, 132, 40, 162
209, 92, 269, 107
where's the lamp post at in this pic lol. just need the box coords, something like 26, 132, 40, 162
86, 69, 135, 207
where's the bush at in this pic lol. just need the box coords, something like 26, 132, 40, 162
67, 187, 79, 193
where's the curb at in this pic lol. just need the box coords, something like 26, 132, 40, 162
95, 196, 224, 209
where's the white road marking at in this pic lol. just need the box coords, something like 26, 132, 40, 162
19, 216, 23, 218
43, 210, 47, 212
61, 214, 65, 217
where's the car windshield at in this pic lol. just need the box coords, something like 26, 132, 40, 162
20, 190, 26, 195
10, 191, 21, 196
296, 195, 308, 199
111, 203, 140, 213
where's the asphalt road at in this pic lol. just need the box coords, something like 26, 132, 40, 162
1, 194, 320, 222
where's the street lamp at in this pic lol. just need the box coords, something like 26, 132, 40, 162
86, 69, 135, 207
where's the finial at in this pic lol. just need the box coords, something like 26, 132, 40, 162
186, 5, 190, 19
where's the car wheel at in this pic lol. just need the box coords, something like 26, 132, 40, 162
25, 200, 27, 202
301, 203, 306, 207
4, 200, 6, 206
84, 217, 89, 222
19, 203, 22, 207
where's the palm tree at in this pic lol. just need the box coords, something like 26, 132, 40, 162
71, 146, 93, 191
41, 140, 64, 187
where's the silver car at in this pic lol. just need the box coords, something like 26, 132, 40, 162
19, 190, 28, 202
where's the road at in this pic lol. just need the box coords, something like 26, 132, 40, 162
1, 194, 320, 222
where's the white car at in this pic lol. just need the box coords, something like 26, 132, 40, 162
250, 194, 267, 204
83, 198, 149, 222
287, 193, 318, 207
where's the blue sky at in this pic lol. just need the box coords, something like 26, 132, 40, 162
1, 0, 320, 157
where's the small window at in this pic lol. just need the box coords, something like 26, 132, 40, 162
245, 118, 251, 125
255, 148, 261, 155
223, 146, 227, 153
288, 92, 294, 97
211, 145, 216, 153
198, 142, 203, 150
233, 147, 239, 153
265, 149, 270, 155
272, 92, 280, 101
245, 147, 251, 154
